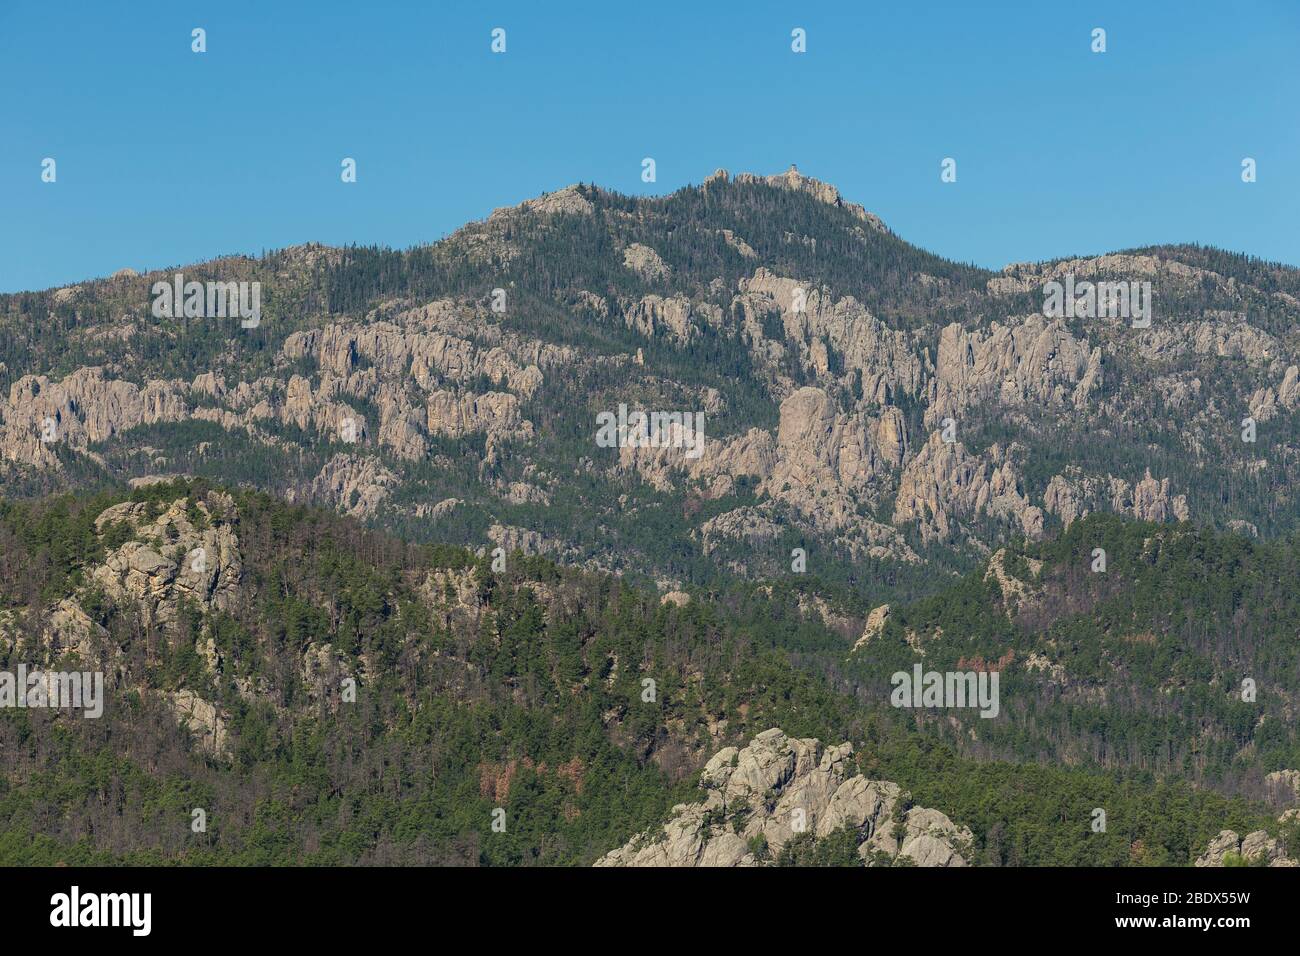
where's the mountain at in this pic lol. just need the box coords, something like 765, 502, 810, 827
5, 166, 1300, 611
4, 168, 1300, 867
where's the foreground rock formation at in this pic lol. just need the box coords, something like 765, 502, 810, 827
596, 728, 972, 867
1195, 817, 1298, 867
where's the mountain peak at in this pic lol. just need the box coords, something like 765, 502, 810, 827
490, 183, 596, 221
708, 165, 887, 233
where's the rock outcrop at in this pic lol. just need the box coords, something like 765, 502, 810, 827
984, 548, 1042, 616
91, 493, 243, 627
1043, 468, 1189, 527
2, 167, 1296, 602
698, 505, 783, 557
623, 243, 671, 282
595, 728, 972, 867
987, 252, 1229, 297
727, 166, 888, 233
168, 688, 231, 759
425, 389, 531, 440
487, 523, 573, 560
308, 454, 398, 518
1265, 769, 1300, 803
852, 604, 892, 652
622, 295, 717, 344
893, 433, 1043, 542
40, 598, 109, 667
763, 386, 897, 526
735, 269, 923, 404
927, 317, 1100, 424
616, 386, 915, 563
1, 368, 189, 468
1249, 365, 1300, 422
511, 184, 594, 218
1195, 822, 1296, 867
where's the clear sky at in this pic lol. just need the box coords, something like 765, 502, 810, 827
2, 0, 1297, 292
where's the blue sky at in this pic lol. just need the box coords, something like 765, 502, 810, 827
2, 0, 1297, 292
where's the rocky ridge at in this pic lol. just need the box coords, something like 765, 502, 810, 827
5, 166, 1299, 594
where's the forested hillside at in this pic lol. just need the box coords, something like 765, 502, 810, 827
4, 168, 1300, 867
0, 481, 1293, 865
845, 515, 1300, 798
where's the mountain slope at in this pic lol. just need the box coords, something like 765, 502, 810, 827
844, 513, 1300, 798
0, 480, 1294, 866
3, 167, 1300, 612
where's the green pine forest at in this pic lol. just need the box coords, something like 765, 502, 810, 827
1, 480, 1294, 866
